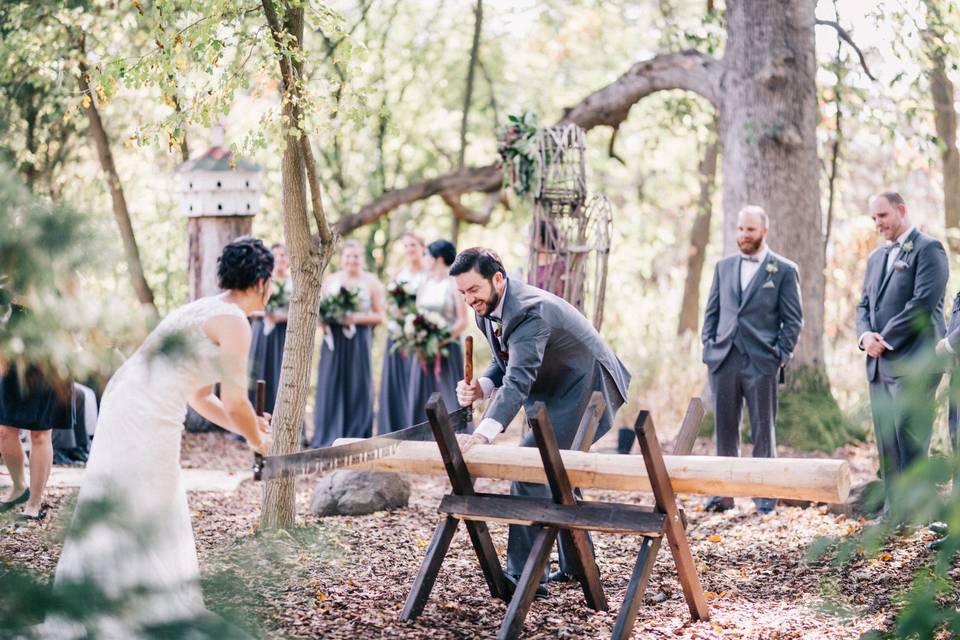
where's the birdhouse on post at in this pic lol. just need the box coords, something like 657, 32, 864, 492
175, 129, 262, 301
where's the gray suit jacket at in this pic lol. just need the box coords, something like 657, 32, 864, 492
701, 250, 804, 375
856, 228, 948, 382
947, 291, 960, 352
479, 279, 631, 434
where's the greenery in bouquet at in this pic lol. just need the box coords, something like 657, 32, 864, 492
391, 310, 452, 378
385, 278, 419, 339
266, 278, 291, 312
498, 111, 542, 198
318, 286, 360, 325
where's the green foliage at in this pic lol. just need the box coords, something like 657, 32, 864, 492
498, 111, 542, 198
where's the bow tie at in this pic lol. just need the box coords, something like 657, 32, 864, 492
885, 241, 901, 254
741, 255, 760, 263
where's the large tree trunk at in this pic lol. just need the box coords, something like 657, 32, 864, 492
259, 0, 335, 530
719, 0, 824, 369
677, 120, 719, 335
451, 0, 483, 243
78, 56, 157, 316
928, 41, 960, 253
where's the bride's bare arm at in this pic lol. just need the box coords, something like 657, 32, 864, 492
190, 314, 271, 454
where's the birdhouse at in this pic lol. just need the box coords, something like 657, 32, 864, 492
175, 129, 262, 301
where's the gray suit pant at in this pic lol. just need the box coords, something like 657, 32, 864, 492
869, 373, 941, 505
709, 348, 778, 460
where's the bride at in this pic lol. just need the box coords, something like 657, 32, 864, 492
48, 237, 274, 637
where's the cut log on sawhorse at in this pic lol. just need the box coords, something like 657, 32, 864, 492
400, 393, 710, 639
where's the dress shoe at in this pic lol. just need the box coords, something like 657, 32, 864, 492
753, 498, 776, 514
504, 572, 548, 599
0, 488, 29, 513
548, 570, 577, 583
928, 537, 945, 551
929, 521, 949, 536
704, 496, 734, 512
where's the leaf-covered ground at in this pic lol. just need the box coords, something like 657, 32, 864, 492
0, 432, 951, 639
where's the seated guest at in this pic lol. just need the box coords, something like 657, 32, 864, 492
311, 241, 385, 447
408, 239, 469, 423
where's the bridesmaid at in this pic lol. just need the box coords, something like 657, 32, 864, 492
262, 242, 292, 414
407, 239, 469, 424
378, 232, 427, 433
311, 241, 385, 447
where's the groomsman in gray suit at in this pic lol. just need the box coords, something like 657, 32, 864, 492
701, 205, 804, 513
857, 192, 948, 517
451, 247, 631, 595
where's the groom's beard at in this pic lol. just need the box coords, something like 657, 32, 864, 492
738, 236, 763, 255
482, 286, 501, 318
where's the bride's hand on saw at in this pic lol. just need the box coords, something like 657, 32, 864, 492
251, 413, 272, 455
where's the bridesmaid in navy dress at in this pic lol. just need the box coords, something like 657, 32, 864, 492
311, 241, 385, 447
262, 242, 292, 414
407, 240, 469, 424
378, 232, 426, 433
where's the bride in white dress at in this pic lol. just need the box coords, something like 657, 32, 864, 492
48, 237, 274, 637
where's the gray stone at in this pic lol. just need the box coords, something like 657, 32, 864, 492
309, 470, 411, 516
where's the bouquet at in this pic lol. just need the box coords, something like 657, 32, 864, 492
318, 286, 361, 349
385, 279, 419, 341
392, 310, 452, 379
266, 278, 291, 312
497, 111, 541, 198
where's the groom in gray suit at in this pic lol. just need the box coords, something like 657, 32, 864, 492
451, 247, 631, 595
701, 205, 804, 513
857, 191, 948, 517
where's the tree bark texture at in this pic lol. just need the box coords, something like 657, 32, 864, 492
259, 0, 335, 530
451, 0, 483, 243
719, 0, 824, 369
929, 49, 960, 253
78, 58, 157, 316
678, 121, 719, 335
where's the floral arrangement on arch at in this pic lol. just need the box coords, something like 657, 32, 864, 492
391, 310, 452, 379
498, 111, 541, 198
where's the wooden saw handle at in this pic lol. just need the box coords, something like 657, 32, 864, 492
464, 335, 474, 385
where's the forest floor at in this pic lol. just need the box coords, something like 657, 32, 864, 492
0, 430, 952, 639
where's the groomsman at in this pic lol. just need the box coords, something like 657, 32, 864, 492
856, 192, 948, 518
701, 205, 803, 513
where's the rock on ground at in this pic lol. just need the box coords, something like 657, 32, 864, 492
309, 470, 411, 516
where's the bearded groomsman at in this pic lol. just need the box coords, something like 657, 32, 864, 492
701, 205, 804, 514
857, 192, 948, 519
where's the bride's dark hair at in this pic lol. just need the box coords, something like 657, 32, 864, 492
217, 237, 275, 291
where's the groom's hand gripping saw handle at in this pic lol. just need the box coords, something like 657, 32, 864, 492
252, 380, 266, 481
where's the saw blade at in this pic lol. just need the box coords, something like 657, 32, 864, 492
257, 406, 471, 481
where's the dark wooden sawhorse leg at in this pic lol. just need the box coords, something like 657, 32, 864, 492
500, 401, 608, 639
611, 410, 710, 639
400, 396, 509, 621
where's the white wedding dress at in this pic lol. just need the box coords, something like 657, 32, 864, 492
48, 296, 247, 637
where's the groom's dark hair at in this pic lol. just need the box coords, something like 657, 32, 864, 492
448, 247, 506, 279
218, 236, 274, 290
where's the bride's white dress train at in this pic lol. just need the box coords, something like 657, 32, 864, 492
49, 296, 247, 636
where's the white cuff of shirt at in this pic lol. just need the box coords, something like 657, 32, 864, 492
473, 418, 502, 443
946, 339, 956, 355
478, 376, 495, 399
857, 332, 871, 350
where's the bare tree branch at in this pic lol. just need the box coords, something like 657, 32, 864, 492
815, 19, 877, 81
441, 190, 500, 224
334, 49, 723, 234
607, 125, 626, 165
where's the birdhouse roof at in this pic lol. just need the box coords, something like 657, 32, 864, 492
178, 145, 259, 173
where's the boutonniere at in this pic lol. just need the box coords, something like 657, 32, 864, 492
765, 261, 779, 275
901, 240, 914, 254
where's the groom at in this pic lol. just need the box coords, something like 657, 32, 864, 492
451, 247, 631, 595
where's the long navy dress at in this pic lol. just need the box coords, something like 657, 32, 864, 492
311, 278, 375, 447
262, 276, 292, 414
407, 276, 464, 424
378, 267, 425, 433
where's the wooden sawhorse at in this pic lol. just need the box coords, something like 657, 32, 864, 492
401, 393, 710, 639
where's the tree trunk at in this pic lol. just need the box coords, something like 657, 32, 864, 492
259, 0, 335, 531
187, 216, 253, 301
719, 0, 824, 369
452, 0, 483, 243
929, 48, 960, 253
78, 57, 157, 316
677, 120, 719, 335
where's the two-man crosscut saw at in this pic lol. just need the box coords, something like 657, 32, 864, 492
252, 334, 477, 482
252, 405, 472, 481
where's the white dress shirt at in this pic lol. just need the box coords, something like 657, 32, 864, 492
739, 245, 769, 292
473, 284, 508, 443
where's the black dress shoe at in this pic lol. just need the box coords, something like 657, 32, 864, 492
753, 498, 776, 514
929, 521, 949, 536
548, 570, 576, 583
704, 496, 734, 512
504, 572, 548, 599
0, 488, 29, 513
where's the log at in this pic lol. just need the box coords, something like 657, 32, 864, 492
331, 439, 850, 503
